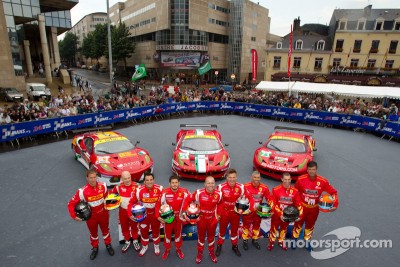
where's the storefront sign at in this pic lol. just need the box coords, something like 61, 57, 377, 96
156, 44, 208, 51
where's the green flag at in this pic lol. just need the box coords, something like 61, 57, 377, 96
131, 63, 147, 81
198, 61, 212, 75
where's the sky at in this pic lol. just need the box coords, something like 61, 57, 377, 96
69, 0, 400, 37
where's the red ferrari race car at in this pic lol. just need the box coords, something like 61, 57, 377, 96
172, 124, 230, 180
72, 131, 153, 186
253, 126, 316, 180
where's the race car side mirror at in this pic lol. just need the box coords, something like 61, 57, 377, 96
259, 141, 262, 144
225, 144, 229, 147
134, 141, 140, 147
172, 142, 176, 146
313, 148, 317, 151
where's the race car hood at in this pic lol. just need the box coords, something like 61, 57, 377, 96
96, 149, 152, 172
174, 150, 229, 172
256, 149, 308, 169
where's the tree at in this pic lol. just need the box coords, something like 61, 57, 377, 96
81, 32, 95, 64
105, 22, 136, 70
92, 24, 108, 61
59, 32, 78, 65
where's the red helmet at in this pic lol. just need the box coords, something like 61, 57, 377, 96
186, 202, 200, 224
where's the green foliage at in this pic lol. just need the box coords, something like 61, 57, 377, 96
81, 32, 95, 59
105, 22, 136, 67
59, 32, 78, 63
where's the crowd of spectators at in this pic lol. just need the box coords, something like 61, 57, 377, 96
1, 82, 399, 125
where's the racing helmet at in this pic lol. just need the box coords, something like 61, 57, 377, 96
319, 193, 334, 212
105, 193, 121, 210
131, 204, 147, 222
234, 196, 250, 214
159, 204, 175, 224
282, 205, 300, 222
74, 200, 92, 221
256, 203, 272, 218
186, 202, 200, 224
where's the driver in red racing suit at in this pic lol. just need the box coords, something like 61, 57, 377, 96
109, 171, 140, 253
182, 176, 222, 264
216, 168, 254, 257
67, 169, 114, 260
242, 170, 271, 250
292, 161, 338, 251
155, 175, 190, 260
268, 172, 303, 251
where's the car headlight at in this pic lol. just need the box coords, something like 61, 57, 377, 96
297, 159, 308, 170
219, 155, 226, 166
100, 163, 112, 171
145, 155, 151, 163
257, 153, 263, 163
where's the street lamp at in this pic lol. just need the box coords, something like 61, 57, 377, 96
107, 0, 113, 88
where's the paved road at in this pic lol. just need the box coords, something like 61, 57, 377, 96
0, 115, 398, 266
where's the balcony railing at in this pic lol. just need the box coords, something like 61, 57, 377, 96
369, 48, 378, 53
335, 47, 343, 52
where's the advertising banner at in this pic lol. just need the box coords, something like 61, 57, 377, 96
251, 49, 258, 82
160, 52, 202, 68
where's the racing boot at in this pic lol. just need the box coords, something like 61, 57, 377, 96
132, 239, 141, 252
232, 245, 241, 257
121, 240, 131, 253
176, 248, 184, 259
215, 244, 222, 257
106, 244, 115, 256
195, 251, 203, 264
252, 239, 261, 250
278, 241, 288, 251
139, 245, 148, 256
154, 244, 160, 256
90, 247, 98, 260
267, 243, 274, 251
243, 239, 249, 250
162, 249, 170, 260
209, 250, 218, 263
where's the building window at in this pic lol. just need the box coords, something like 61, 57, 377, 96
276, 42, 282, 49
353, 40, 362, 53
333, 58, 341, 67
316, 40, 325, 50
273, 56, 281, 68
357, 20, 365, 30
370, 40, 379, 53
375, 20, 384, 30
389, 41, 398, 54
335, 39, 344, 52
338, 20, 346, 30
314, 58, 323, 70
251, 37, 256, 41
295, 40, 303, 50
293, 57, 301, 68
350, 59, 359, 67
367, 59, 376, 68
385, 60, 394, 69
395, 21, 400, 30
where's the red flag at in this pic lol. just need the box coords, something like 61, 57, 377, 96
251, 49, 258, 82
288, 24, 293, 78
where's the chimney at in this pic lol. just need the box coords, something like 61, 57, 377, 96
364, 5, 372, 17
293, 17, 301, 31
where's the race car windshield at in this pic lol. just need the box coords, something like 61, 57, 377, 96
181, 138, 221, 151
95, 140, 135, 155
266, 139, 306, 153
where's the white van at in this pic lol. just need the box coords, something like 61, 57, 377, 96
26, 83, 51, 101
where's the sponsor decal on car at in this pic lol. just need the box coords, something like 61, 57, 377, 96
96, 156, 110, 164
118, 151, 137, 158
94, 136, 127, 144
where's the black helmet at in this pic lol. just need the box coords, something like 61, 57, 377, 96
282, 205, 299, 222
74, 200, 92, 221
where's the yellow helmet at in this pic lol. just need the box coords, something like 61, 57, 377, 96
105, 193, 121, 210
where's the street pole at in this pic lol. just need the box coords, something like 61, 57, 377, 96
107, 0, 113, 89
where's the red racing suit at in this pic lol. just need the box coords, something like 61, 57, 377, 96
155, 187, 190, 250
242, 182, 270, 240
269, 184, 303, 243
217, 182, 253, 246
127, 184, 163, 246
292, 174, 338, 240
183, 188, 222, 253
68, 182, 111, 248
110, 183, 139, 242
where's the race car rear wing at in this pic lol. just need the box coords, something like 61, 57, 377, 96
274, 126, 314, 135
180, 124, 218, 129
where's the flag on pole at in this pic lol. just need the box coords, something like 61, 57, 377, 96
288, 24, 293, 78
131, 63, 147, 82
198, 61, 212, 75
